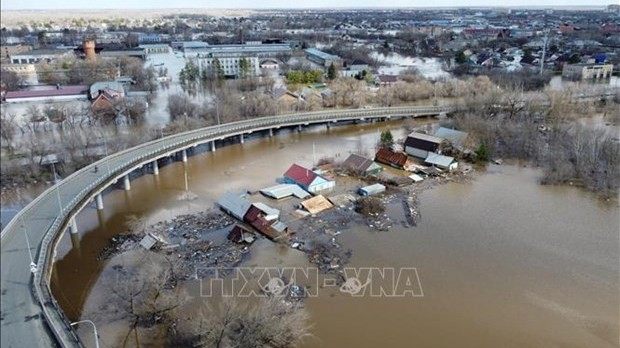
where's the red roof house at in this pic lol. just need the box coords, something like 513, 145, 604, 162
283, 163, 335, 194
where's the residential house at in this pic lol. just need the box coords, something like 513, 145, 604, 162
374, 148, 415, 171
425, 153, 458, 171
260, 184, 311, 200
299, 88, 324, 109
342, 153, 383, 176
217, 192, 287, 240
340, 61, 370, 78
271, 87, 302, 112
374, 74, 398, 86
89, 81, 126, 100
92, 90, 122, 115
243, 205, 285, 240
217, 192, 252, 221
404, 132, 447, 159
283, 163, 335, 194
434, 127, 469, 153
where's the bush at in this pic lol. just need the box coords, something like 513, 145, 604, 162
355, 197, 385, 216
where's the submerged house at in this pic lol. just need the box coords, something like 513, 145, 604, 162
217, 192, 286, 240
216, 192, 252, 221
244, 205, 286, 240
283, 164, 335, 194
425, 153, 458, 171
404, 132, 446, 159
90, 81, 126, 115
374, 148, 415, 171
434, 127, 469, 153
260, 183, 311, 200
342, 154, 383, 176
300, 195, 334, 215
228, 225, 256, 244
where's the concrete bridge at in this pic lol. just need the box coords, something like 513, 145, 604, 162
0, 105, 454, 347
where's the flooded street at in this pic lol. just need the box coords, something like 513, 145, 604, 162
42, 119, 619, 347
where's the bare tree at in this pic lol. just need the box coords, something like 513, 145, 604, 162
173, 296, 311, 348
101, 253, 189, 348
0, 110, 18, 156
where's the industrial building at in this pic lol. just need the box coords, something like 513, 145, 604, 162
304, 48, 342, 67
184, 43, 292, 58
9, 49, 73, 64
198, 56, 260, 78
562, 63, 614, 80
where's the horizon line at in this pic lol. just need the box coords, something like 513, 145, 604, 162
1, 5, 614, 11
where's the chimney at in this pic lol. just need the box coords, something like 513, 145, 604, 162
83, 39, 96, 60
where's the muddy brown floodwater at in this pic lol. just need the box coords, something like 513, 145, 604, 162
46, 119, 619, 348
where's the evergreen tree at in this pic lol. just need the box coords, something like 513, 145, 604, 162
455, 50, 467, 64
327, 62, 337, 80
380, 130, 394, 149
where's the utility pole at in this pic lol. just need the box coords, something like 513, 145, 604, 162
540, 30, 550, 76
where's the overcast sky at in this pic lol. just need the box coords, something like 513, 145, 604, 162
0, 0, 613, 10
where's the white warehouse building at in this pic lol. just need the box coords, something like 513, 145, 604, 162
196, 56, 260, 78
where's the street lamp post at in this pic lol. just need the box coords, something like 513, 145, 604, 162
100, 131, 111, 176
20, 215, 37, 273
51, 162, 63, 215
70, 320, 100, 348
216, 99, 221, 127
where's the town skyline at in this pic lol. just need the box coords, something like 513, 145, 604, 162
1, 0, 616, 10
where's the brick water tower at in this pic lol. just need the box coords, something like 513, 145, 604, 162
83, 39, 96, 60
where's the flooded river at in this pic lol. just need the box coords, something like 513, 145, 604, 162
43, 119, 619, 347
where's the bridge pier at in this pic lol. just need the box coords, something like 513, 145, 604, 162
297, 125, 302, 132
123, 175, 131, 191
269, 128, 273, 137
95, 194, 104, 210
240, 134, 244, 144
69, 218, 78, 234
181, 149, 188, 163
70, 231, 81, 257
97, 209, 106, 230
152, 160, 159, 175
211, 140, 216, 152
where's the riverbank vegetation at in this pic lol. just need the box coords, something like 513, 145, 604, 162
448, 86, 620, 196
1, 68, 617, 196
